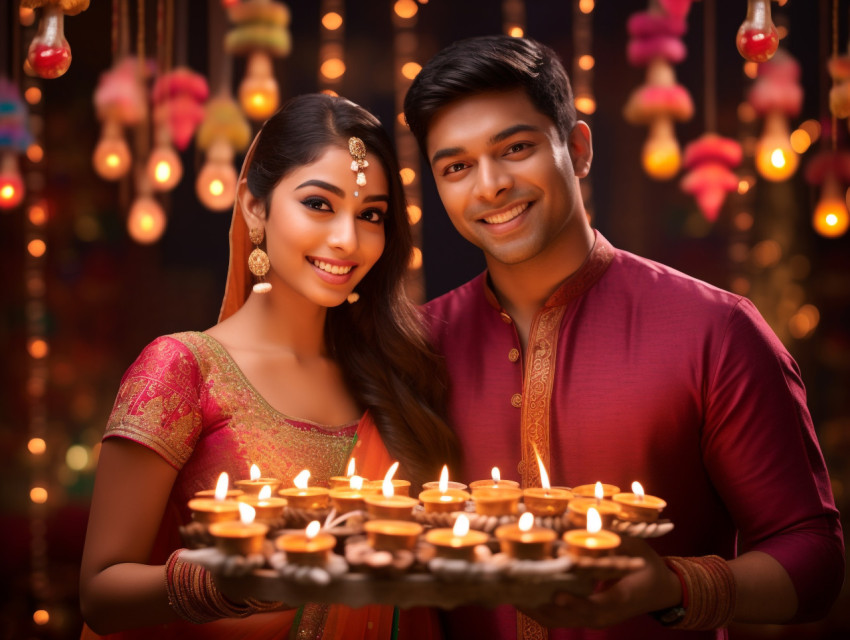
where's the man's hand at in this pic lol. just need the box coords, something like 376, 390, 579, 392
518, 538, 682, 629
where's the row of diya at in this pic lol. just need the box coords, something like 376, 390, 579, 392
186, 460, 668, 569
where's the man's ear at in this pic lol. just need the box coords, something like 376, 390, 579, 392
569, 121, 593, 178
237, 179, 265, 230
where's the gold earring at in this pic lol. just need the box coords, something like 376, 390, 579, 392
248, 227, 272, 294
346, 292, 360, 304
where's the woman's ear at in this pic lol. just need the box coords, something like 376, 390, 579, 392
237, 179, 265, 230
569, 121, 593, 178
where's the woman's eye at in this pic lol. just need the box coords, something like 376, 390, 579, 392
360, 209, 385, 224
303, 197, 331, 211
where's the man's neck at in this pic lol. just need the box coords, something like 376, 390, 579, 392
487, 225, 595, 350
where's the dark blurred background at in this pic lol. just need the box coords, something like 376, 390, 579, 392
1, 1, 848, 638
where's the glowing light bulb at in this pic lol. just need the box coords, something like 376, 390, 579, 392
238, 52, 279, 121
93, 121, 132, 180
813, 178, 849, 238
0, 153, 25, 210
127, 196, 167, 244
146, 145, 183, 192
755, 112, 798, 182
196, 140, 237, 211
737, 0, 779, 63
641, 119, 681, 180
27, 5, 72, 79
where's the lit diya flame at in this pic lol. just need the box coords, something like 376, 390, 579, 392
595, 481, 604, 503
492, 467, 501, 483
350, 475, 364, 490
305, 520, 321, 540
346, 458, 356, 477
383, 461, 400, 498
294, 470, 311, 490
586, 507, 602, 534
453, 513, 470, 537
632, 481, 645, 502
239, 502, 257, 524
214, 472, 229, 500
439, 465, 449, 493
250, 464, 261, 481
534, 447, 551, 490
258, 485, 272, 500
518, 511, 535, 532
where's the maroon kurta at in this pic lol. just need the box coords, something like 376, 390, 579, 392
424, 232, 843, 640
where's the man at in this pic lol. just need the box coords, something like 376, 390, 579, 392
404, 35, 843, 639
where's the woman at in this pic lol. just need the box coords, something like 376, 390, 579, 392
80, 94, 460, 639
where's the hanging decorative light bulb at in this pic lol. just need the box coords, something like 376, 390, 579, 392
0, 78, 32, 210
804, 150, 850, 238
196, 139, 238, 211
754, 111, 798, 181
0, 152, 25, 210
92, 119, 132, 180
23, 0, 91, 79
146, 126, 183, 192
93, 58, 146, 181
225, 0, 292, 121
127, 195, 167, 244
736, 0, 779, 63
195, 95, 251, 211
746, 49, 802, 182
623, 6, 694, 181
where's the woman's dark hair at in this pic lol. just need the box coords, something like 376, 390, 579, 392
404, 35, 577, 155
245, 93, 459, 489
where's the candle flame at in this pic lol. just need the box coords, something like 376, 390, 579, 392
534, 445, 551, 490
382, 462, 399, 498
595, 481, 603, 502
518, 511, 535, 532
250, 464, 261, 481
346, 458, 356, 477
631, 481, 645, 501
305, 520, 321, 540
214, 472, 229, 500
453, 514, 470, 537
239, 502, 257, 524
439, 465, 449, 493
491, 467, 501, 482
258, 485, 272, 500
587, 507, 602, 533
294, 470, 311, 490
350, 475, 364, 490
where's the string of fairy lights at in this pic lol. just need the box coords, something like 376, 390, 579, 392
3, 1, 850, 635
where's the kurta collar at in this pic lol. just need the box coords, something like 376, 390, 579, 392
482, 229, 615, 310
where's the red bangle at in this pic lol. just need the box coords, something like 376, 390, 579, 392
664, 557, 689, 609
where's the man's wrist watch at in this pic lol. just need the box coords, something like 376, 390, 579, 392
649, 604, 687, 626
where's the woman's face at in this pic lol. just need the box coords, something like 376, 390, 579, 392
262, 144, 389, 308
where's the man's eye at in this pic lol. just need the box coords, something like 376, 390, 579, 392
444, 162, 467, 175
507, 142, 529, 154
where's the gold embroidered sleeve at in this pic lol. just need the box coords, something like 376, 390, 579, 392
104, 336, 204, 470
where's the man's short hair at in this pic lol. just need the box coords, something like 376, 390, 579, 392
403, 34, 577, 155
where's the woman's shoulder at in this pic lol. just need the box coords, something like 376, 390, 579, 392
123, 332, 216, 384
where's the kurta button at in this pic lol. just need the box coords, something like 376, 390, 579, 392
508, 348, 520, 362
511, 393, 522, 408
500, 312, 512, 324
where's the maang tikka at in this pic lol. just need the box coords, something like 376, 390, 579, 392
248, 227, 272, 294
349, 137, 368, 192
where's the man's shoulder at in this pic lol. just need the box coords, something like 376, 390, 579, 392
423, 272, 488, 319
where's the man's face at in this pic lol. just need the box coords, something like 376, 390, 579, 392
425, 89, 589, 267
